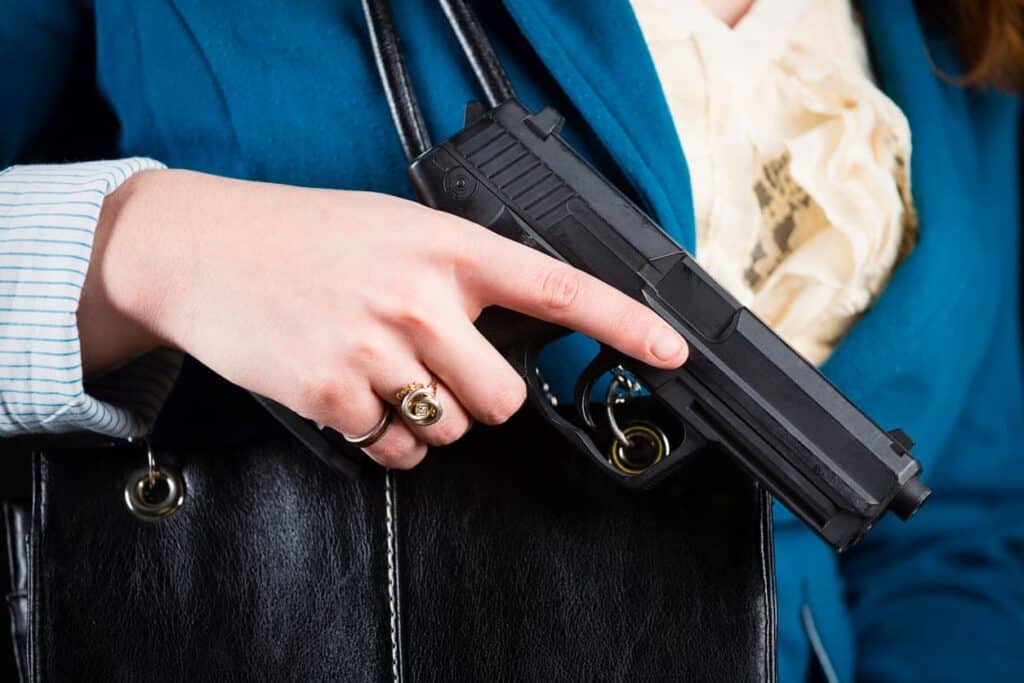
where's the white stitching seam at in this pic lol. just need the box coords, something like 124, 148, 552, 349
758, 496, 770, 679
385, 470, 400, 683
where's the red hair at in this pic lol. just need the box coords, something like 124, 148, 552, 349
929, 0, 1024, 93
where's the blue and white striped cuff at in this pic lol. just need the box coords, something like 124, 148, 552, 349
0, 158, 182, 439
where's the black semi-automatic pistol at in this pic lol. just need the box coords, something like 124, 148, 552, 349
406, 96, 930, 552
259, 0, 931, 552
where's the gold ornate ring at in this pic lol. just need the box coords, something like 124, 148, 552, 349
396, 380, 443, 427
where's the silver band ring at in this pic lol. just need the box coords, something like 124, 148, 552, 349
396, 381, 443, 427
341, 405, 394, 448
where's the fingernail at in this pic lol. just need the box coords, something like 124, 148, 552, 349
650, 326, 686, 363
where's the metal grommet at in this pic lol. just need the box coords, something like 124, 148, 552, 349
609, 422, 670, 476
124, 464, 186, 521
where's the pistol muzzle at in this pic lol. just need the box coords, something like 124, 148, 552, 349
889, 477, 932, 521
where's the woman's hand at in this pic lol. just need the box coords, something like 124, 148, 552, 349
80, 170, 688, 468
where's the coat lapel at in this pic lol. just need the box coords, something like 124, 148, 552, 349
820, 0, 1016, 451
501, 0, 697, 252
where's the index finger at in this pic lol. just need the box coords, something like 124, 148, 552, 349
458, 231, 688, 369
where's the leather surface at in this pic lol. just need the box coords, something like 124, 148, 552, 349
3, 502, 28, 682
396, 408, 777, 681
19, 406, 775, 682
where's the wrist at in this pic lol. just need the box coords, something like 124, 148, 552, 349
79, 169, 180, 374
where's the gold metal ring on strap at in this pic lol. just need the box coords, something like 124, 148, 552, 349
396, 380, 443, 427
342, 405, 394, 448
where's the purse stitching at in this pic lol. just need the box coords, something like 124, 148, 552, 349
759, 487, 779, 682
385, 470, 402, 682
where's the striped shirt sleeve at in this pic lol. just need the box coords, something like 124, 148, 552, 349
0, 158, 183, 438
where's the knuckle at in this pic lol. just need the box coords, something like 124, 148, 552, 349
424, 416, 471, 447
392, 299, 445, 342
345, 338, 383, 370
434, 215, 471, 256
303, 377, 348, 418
448, 220, 487, 271
369, 439, 426, 470
395, 308, 435, 337
538, 267, 581, 311
478, 380, 527, 425
393, 446, 428, 470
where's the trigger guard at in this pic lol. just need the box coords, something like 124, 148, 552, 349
518, 341, 696, 490
504, 340, 559, 417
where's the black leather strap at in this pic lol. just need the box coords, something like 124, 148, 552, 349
437, 0, 516, 106
361, 0, 432, 160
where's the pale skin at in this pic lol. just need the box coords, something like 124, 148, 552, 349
79, 171, 689, 469
705, 0, 755, 27
77, 0, 753, 470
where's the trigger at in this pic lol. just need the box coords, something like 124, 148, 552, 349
574, 345, 624, 429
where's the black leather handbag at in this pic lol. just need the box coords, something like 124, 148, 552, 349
4, 397, 776, 682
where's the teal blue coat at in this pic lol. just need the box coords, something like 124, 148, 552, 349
4, 1, 1021, 680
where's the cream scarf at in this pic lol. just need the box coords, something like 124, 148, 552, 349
630, 0, 917, 364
